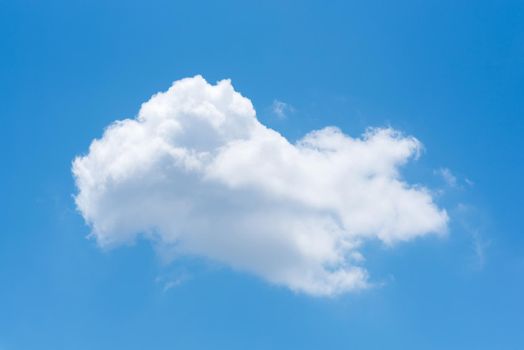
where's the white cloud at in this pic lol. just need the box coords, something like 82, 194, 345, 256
436, 167, 458, 187
455, 203, 490, 270
155, 272, 190, 292
472, 231, 490, 270
271, 99, 294, 119
72, 76, 448, 296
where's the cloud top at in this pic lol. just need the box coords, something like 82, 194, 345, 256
73, 76, 448, 296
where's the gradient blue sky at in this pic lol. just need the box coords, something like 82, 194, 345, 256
1, 0, 524, 349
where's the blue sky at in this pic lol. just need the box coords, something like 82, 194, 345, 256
1, 0, 524, 349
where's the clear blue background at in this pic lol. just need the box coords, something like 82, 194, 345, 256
1, 0, 523, 349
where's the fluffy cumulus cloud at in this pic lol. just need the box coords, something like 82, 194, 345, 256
73, 76, 448, 296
